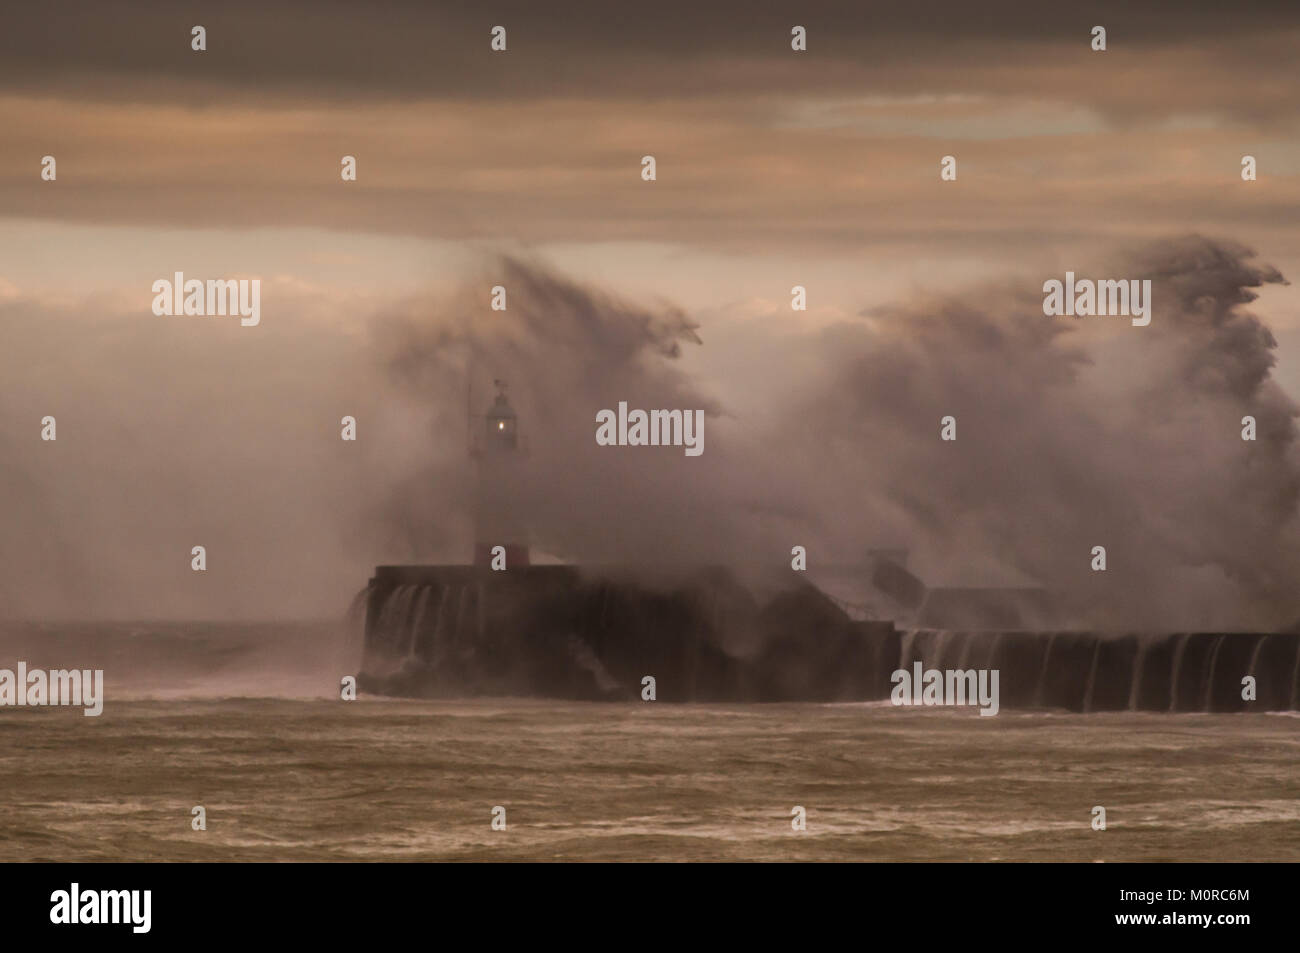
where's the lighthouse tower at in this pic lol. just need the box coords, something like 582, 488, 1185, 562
472, 380, 530, 568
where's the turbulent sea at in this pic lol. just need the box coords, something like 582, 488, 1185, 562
1, 622, 1297, 862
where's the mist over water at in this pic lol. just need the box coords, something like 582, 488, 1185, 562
0, 236, 1295, 631
0, 620, 356, 701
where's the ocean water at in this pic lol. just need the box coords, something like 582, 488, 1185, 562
1, 622, 1297, 862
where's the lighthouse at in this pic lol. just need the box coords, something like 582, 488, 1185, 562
472, 380, 530, 568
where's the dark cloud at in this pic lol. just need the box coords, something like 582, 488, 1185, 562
1, 1, 1296, 119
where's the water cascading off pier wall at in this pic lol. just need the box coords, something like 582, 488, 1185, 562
359, 567, 1300, 711
360, 565, 772, 701
897, 630, 1300, 712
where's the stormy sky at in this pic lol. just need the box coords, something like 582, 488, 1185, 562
1, 2, 1298, 626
